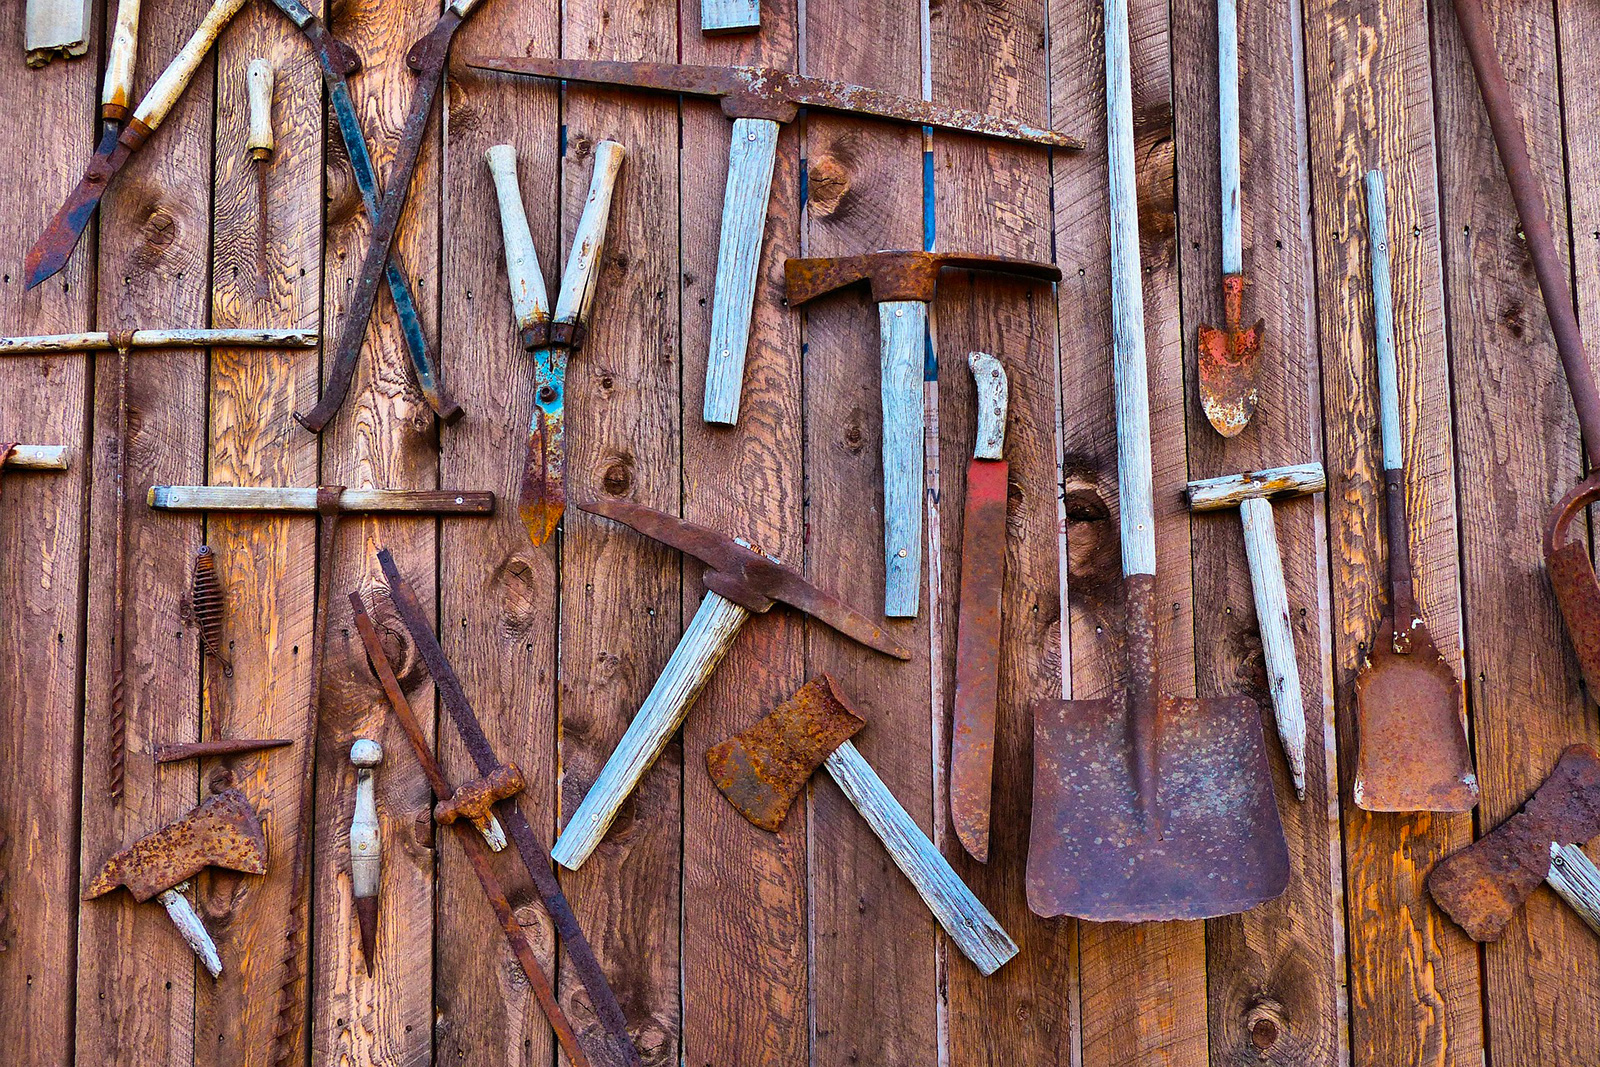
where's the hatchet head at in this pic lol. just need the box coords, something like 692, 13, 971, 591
84, 788, 268, 903
576, 498, 911, 660
1428, 744, 1600, 941
785, 251, 1062, 306
707, 674, 866, 830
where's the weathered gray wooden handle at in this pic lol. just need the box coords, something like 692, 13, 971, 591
1217, 0, 1241, 274
484, 144, 552, 337
881, 300, 927, 617
157, 883, 222, 978
130, 0, 248, 133
1238, 496, 1308, 799
552, 140, 626, 328
3, 445, 71, 470
1365, 169, 1403, 471
552, 592, 751, 869
968, 351, 1008, 460
824, 740, 1018, 975
101, 0, 143, 112
702, 117, 782, 426
1548, 842, 1600, 937
1184, 463, 1326, 510
349, 739, 381, 900
245, 58, 275, 157
701, 0, 760, 33
148, 485, 494, 513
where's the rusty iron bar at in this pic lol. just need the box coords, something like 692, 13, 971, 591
108, 339, 130, 803
153, 738, 292, 763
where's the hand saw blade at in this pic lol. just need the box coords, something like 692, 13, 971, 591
517, 346, 567, 546
951, 457, 1008, 862
26, 139, 132, 289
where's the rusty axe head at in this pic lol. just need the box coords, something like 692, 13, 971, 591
785, 251, 1062, 307
85, 787, 268, 902
1428, 744, 1600, 942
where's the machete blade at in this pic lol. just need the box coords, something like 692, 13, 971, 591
26, 140, 131, 290
951, 457, 1008, 862
518, 346, 568, 546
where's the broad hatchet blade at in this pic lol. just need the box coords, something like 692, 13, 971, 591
84, 788, 268, 977
708, 675, 1018, 975
551, 499, 911, 870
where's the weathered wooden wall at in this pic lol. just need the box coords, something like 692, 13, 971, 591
1, 0, 1598, 1064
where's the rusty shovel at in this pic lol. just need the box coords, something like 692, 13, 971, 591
1352, 170, 1477, 813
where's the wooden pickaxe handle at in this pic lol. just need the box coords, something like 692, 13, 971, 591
881, 299, 927, 618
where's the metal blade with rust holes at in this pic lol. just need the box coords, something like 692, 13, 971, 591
25, 140, 132, 289
951, 457, 1008, 862
517, 348, 568, 546
1196, 274, 1262, 438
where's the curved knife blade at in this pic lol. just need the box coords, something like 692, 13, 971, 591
25, 140, 131, 289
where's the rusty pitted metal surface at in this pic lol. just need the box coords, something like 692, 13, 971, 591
154, 738, 292, 763
23, 127, 146, 290
463, 57, 1083, 149
85, 788, 268, 902
434, 762, 525, 828
1429, 745, 1600, 942
950, 458, 1008, 861
784, 251, 1062, 306
707, 674, 867, 831
1544, 473, 1600, 699
1196, 272, 1263, 437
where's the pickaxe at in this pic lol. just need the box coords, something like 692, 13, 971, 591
551, 497, 911, 870
460, 57, 1082, 430
785, 251, 1060, 617
708, 675, 1018, 974
1429, 745, 1600, 942
83, 787, 268, 978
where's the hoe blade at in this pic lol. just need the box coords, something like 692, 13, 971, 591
1545, 473, 1600, 700
1026, 693, 1290, 921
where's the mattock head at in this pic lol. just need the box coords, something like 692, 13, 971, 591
84, 788, 268, 902
576, 497, 912, 659
784, 251, 1061, 306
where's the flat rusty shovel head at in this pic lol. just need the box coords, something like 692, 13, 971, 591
1429, 744, 1600, 942
84, 788, 268, 902
1545, 472, 1600, 701
1026, 692, 1290, 922
1196, 274, 1263, 438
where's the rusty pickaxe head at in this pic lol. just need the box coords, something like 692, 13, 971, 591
1428, 744, 1600, 942
785, 251, 1062, 308
1196, 274, 1264, 438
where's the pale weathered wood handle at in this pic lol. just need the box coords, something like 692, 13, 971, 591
1238, 496, 1308, 800
245, 58, 275, 157
484, 144, 552, 336
1365, 169, 1404, 471
552, 140, 626, 328
1548, 842, 1600, 937
1217, 0, 1241, 274
349, 739, 382, 900
824, 740, 1018, 975
1184, 462, 1326, 510
968, 351, 1008, 460
130, 0, 248, 133
702, 117, 781, 425
3, 445, 72, 469
157, 885, 222, 978
101, 0, 143, 113
148, 486, 494, 513
881, 300, 926, 617
449, 0, 484, 16
701, 0, 761, 33
552, 592, 751, 869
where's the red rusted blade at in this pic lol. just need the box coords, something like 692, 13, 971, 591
354, 895, 378, 976
517, 352, 567, 546
1545, 472, 1600, 699
25, 140, 132, 290
1196, 274, 1263, 438
1026, 693, 1290, 921
84, 788, 268, 902
951, 458, 1008, 862
1353, 615, 1478, 812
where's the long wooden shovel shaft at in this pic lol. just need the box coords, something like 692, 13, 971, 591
1217, 0, 1241, 274
881, 300, 926, 617
1238, 497, 1308, 799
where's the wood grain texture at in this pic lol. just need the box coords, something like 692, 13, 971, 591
74, 0, 215, 1064
679, 4, 808, 1062
1300, 0, 1482, 1057
24, 0, 93, 63
1546, 844, 1600, 936
1431, 0, 1600, 1061
880, 299, 926, 617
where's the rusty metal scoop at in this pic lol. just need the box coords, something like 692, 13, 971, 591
1352, 171, 1477, 813
1026, 0, 1289, 922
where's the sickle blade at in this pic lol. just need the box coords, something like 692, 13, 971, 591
26, 142, 130, 289
517, 348, 567, 545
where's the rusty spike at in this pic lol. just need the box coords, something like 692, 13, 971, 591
1196, 274, 1263, 437
85, 788, 267, 901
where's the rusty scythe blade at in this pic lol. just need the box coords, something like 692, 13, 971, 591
1196, 274, 1263, 437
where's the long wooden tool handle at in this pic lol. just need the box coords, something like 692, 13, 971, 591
2, 445, 72, 469
552, 140, 626, 328
551, 592, 750, 869
484, 144, 552, 337
246, 58, 275, 157
102, 0, 143, 117
702, 117, 782, 426
824, 740, 1018, 975
130, 0, 248, 134
1238, 497, 1308, 800
1217, 0, 1241, 275
881, 300, 927, 617
1547, 842, 1600, 937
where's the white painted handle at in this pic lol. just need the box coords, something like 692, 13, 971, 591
701, 0, 761, 33
1185, 462, 1326, 510
477, 813, 509, 852
824, 740, 1018, 975
1365, 170, 1403, 471
157, 884, 222, 978
881, 300, 927, 617
3, 445, 72, 470
131, 0, 248, 133
552, 592, 751, 869
1106, 0, 1154, 577
1217, 0, 1241, 275
102, 0, 143, 113
703, 117, 781, 425
1548, 842, 1600, 937
968, 351, 1008, 460
552, 140, 626, 327
245, 58, 275, 157
147, 486, 490, 512
349, 739, 382, 900
484, 144, 552, 336
1238, 497, 1308, 800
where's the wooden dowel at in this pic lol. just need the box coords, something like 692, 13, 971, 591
0, 328, 317, 354
148, 486, 495, 514
2, 445, 72, 470
1184, 462, 1326, 510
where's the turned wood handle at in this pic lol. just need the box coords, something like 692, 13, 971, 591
1238, 497, 1308, 800
1548, 842, 1600, 937
245, 58, 275, 157
349, 739, 381, 899
1365, 170, 1403, 472
881, 301, 927, 617
968, 351, 1008, 460
552, 140, 626, 330
1217, 0, 1241, 274
702, 117, 782, 425
551, 592, 750, 869
824, 740, 1018, 975
102, 0, 143, 115
130, 0, 247, 133
484, 144, 552, 337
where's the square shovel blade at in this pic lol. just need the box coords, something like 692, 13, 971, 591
1026, 694, 1290, 921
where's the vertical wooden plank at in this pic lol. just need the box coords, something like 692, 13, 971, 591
75, 0, 214, 1063
1432, 1, 1600, 1063
196, 4, 323, 1063
310, 0, 440, 1062
927, 0, 1075, 1061
1173, 0, 1348, 1058
0, 3, 93, 1065
556, 0, 683, 1058
1563, 0, 1600, 367
800, 0, 935, 1062
679, 3, 808, 1064
1300, 0, 1484, 1060
438, 0, 562, 1061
